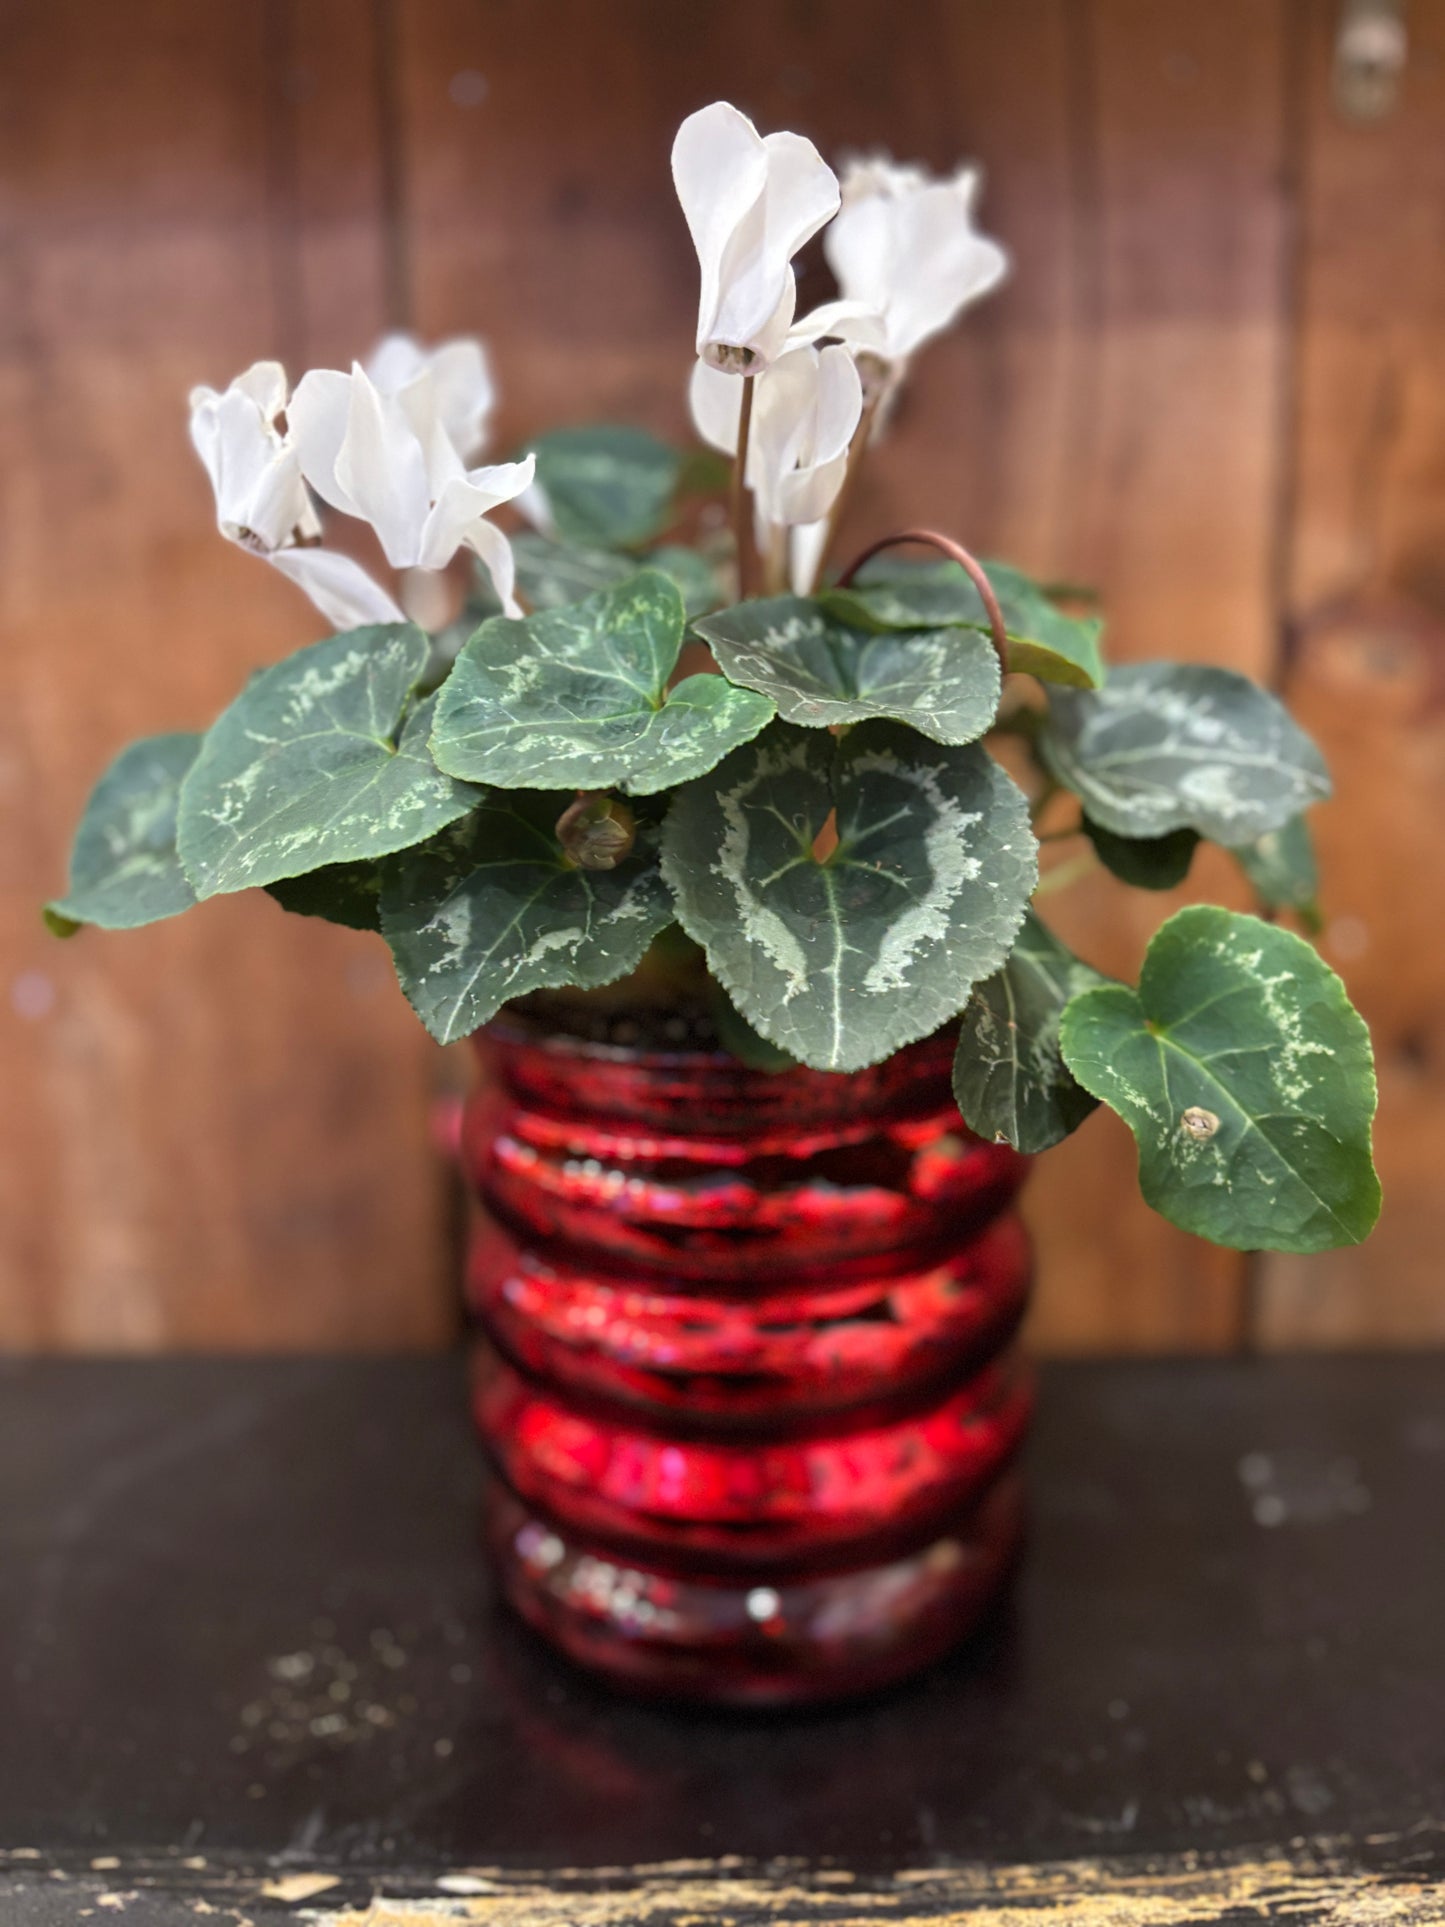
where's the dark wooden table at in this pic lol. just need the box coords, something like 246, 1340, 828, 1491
1, 1356, 1442, 1924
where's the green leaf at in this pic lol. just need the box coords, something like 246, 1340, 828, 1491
1230, 815, 1321, 930
953, 911, 1109, 1152
429, 571, 773, 796
47, 732, 202, 933
694, 595, 1001, 745
177, 625, 479, 899
707, 978, 800, 1072
511, 532, 633, 610
827, 556, 1106, 690
527, 425, 683, 549
661, 721, 1038, 1073
1058, 906, 1379, 1253
266, 861, 383, 932
511, 534, 725, 620
648, 544, 728, 620
380, 794, 675, 1045
1085, 818, 1200, 891
1040, 663, 1331, 844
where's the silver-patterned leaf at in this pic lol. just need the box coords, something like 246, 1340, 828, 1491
1059, 906, 1380, 1253
1040, 663, 1331, 843
47, 732, 202, 933
953, 910, 1109, 1152
429, 571, 773, 795
177, 625, 479, 899
825, 557, 1106, 690
381, 795, 675, 1045
1230, 814, 1321, 929
527, 425, 682, 549
661, 721, 1038, 1073
512, 533, 726, 619
694, 596, 1001, 745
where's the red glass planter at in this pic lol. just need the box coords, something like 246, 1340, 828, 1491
462, 1014, 1032, 1706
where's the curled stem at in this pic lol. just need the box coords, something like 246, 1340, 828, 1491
838, 529, 1010, 677
730, 374, 756, 599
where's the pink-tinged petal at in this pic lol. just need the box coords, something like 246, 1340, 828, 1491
465, 516, 521, 617
688, 360, 744, 455
332, 364, 432, 567
289, 369, 364, 517
672, 102, 769, 354
267, 546, 406, 629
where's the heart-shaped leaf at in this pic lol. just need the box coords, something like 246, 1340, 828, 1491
429, 570, 773, 795
825, 556, 1106, 690
512, 533, 726, 619
527, 425, 683, 549
1085, 818, 1200, 891
381, 794, 675, 1045
177, 625, 479, 899
694, 596, 1001, 745
1040, 663, 1331, 844
267, 861, 383, 932
953, 910, 1110, 1152
1059, 906, 1379, 1252
661, 720, 1037, 1073
1230, 815, 1321, 929
47, 732, 202, 934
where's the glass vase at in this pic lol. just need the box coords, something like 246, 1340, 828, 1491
462, 1011, 1032, 1707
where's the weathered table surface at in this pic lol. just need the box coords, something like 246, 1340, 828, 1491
1, 1356, 1441, 1924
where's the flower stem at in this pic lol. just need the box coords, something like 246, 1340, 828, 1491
730, 373, 756, 599
838, 529, 1010, 677
1033, 851, 1099, 899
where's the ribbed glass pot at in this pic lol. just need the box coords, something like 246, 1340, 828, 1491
462, 1011, 1032, 1706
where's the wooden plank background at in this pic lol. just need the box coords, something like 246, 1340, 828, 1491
2, 0, 1440, 1351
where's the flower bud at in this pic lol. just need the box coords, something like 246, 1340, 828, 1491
555, 792, 637, 871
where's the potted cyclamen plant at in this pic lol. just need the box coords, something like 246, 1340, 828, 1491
49, 102, 1378, 1706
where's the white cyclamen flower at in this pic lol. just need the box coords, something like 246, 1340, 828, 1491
690, 342, 862, 536
188, 361, 405, 630
364, 331, 495, 463
672, 100, 840, 375
823, 154, 1008, 366
289, 361, 535, 616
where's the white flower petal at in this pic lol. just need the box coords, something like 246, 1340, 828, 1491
824, 153, 1008, 363
775, 445, 850, 530
674, 102, 837, 371
689, 360, 744, 455
672, 103, 770, 359
332, 364, 433, 567
423, 339, 495, 460
465, 516, 521, 618
786, 298, 889, 352
189, 365, 314, 553
810, 344, 864, 467
266, 546, 406, 629
289, 368, 365, 518
790, 519, 832, 594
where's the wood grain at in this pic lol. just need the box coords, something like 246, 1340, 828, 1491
1256, 1, 1445, 1344
1, 0, 1439, 1349
0, 1, 454, 1347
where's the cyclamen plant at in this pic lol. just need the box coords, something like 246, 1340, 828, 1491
49, 101, 1379, 1258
